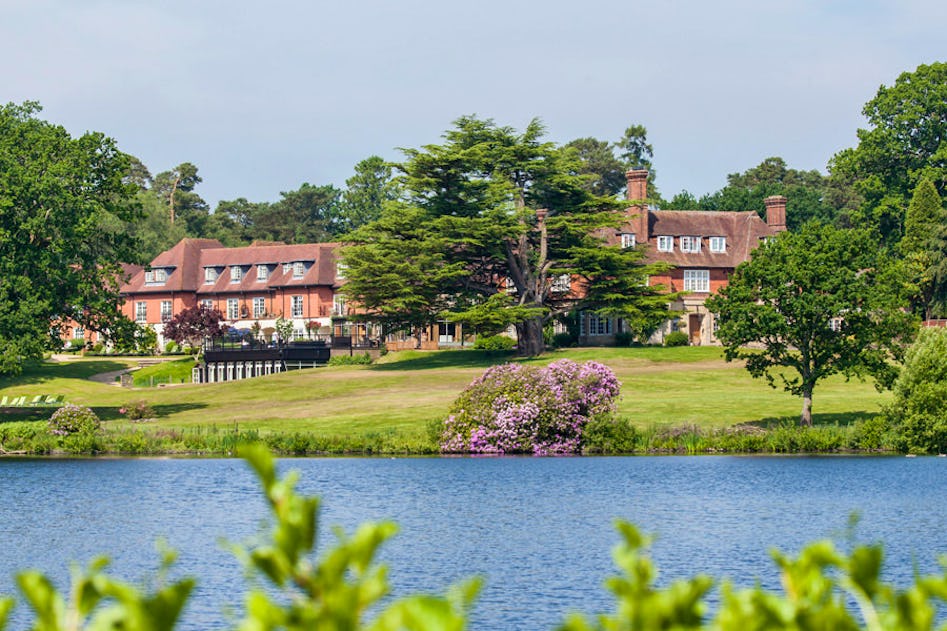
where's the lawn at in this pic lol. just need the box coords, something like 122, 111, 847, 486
0, 347, 889, 438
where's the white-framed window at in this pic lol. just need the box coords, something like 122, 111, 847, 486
160, 300, 172, 322
200, 299, 214, 310
621, 233, 636, 249
291, 295, 304, 318
73, 326, 85, 340
204, 267, 218, 284
712, 313, 721, 337
253, 297, 266, 318
227, 298, 239, 320
144, 270, 155, 284
709, 236, 726, 253
581, 312, 613, 336
680, 236, 702, 253
230, 266, 242, 282
333, 295, 346, 316
293, 262, 305, 278
551, 274, 571, 293
256, 265, 268, 281
336, 262, 347, 280
683, 269, 710, 293
155, 268, 167, 283
828, 317, 843, 332
657, 235, 674, 252
135, 301, 147, 323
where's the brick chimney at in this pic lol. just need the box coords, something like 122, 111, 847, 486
626, 169, 650, 242
763, 195, 787, 232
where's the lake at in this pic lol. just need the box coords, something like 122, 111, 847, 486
0, 455, 945, 629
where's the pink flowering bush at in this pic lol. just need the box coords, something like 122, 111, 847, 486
440, 359, 621, 455
48, 404, 101, 436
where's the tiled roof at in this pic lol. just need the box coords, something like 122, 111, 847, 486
121, 239, 339, 295
620, 209, 779, 269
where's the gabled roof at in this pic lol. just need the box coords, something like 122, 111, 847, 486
645, 210, 777, 268
121, 239, 340, 296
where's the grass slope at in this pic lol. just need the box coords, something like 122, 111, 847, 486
0, 348, 889, 439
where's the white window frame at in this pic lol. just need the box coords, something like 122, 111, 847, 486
657, 235, 674, 252
154, 268, 167, 283
204, 267, 218, 284
135, 301, 147, 323
336, 262, 347, 280
551, 274, 571, 293
144, 270, 155, 284
291, 295, 304, 318
683, 269, 710, 293
333, 295, 346, 316
256, 265, 268, 281
200, 299, 214, 311
160, 300, 172, 322
621, 233, 636, 249
227, 298, 240, 320
680, 236, 702, 253
293, 262, 305, 278
230, 266, 242, 282
253, 297, 266, 318
73, 326, 85, 340
709, 236, 726, 253
582, 313, 613, 337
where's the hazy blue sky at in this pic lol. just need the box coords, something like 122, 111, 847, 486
5, 1, 945, 206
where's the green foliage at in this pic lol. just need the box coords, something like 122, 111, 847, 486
831, 62, 947, 247
471, 335, 516, 352
122, 400, 155, 421
707, 223, 916, 425
328, 352, 374, 366
164, 341, 179, 354
664, 331, 688, 347
581, 416, 639, 454
274, 317, 294, 343
343, 116, 673, 357
884, 326, 947, 453
0, 101, 141, 374
552, 332, 577, 349
47, 404, 100, 436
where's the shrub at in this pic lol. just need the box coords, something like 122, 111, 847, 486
551, 332, 576, 348
884, 327, 947, 453
440, 359, 621, 455
328, 352, 373, 366
164, 341, 179, 354
48, 404, 100, 436
582, 416, 638, 453
472, 334, 516, 351
613, 331, 636, 347
121, 400, 156, 421
664, 330, 688, 347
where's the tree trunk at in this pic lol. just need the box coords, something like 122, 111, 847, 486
518, 316, 545, 356
800, 384, 814, 426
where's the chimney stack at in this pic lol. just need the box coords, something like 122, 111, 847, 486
626, 169, 650, 242
763, 195, 787, 232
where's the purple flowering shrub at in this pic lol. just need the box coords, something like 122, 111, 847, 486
441, 359, 621, 455
48, 404, 101, 436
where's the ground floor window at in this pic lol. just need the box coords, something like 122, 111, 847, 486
291, 295, 304, 318
580, 312, 612, 336
73, 326, 84, 340
253, 297, 266, 318
227, 298, 239, 320
161, 300, 172, 322
201, 299, 213, 311
135, 302, 147, 323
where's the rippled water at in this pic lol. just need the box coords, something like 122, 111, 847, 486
0, 455, 945, 629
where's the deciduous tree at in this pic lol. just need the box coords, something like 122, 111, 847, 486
706, 224, 915, 426
162, 305, 228, 348
0, 102, 141, 373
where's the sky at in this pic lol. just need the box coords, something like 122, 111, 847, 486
4, 1, 945, 208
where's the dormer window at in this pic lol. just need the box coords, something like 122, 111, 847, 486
551, 274, 571, 293
230, 266, 243, 282
293, 262, 305, 278
709, 236, 726, 253
154, 268, 167, 282
680, 236, 702, 253
657, 236, 674, 252
621, 233, 636, 249
144, 270, 155, 284
257, 265, 268, 281
204, 267, 218, 284
336, 262, 347, 280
